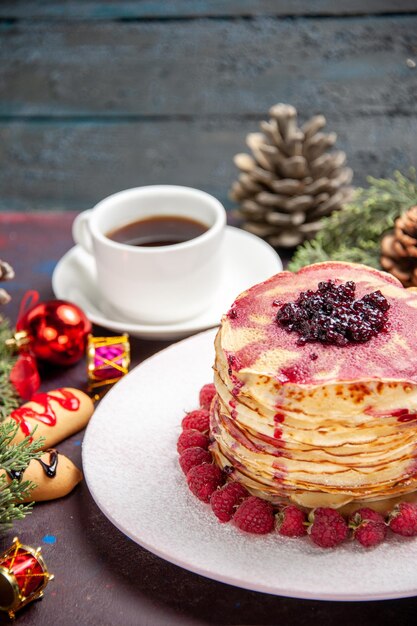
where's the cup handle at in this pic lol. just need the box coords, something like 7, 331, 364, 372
72, 210, 94, 254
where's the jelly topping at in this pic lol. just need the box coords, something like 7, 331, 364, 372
276, 280, 390, 347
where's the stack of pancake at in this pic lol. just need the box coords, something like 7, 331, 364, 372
210, 262, 417, 510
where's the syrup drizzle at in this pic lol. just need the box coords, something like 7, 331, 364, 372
36, 449, 59, 478
10, 389, 80, 438
8, 468, 24, 481
7, 449, 59, 482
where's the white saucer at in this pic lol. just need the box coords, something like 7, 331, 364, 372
52, 226, 282, 340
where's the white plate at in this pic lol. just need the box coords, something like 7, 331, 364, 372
52, 226, 282, 340
83, 328, 417, 601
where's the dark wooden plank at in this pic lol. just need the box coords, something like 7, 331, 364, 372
0, 116, 415, 211
0, 17, 416, 118
1, 0, 416, 19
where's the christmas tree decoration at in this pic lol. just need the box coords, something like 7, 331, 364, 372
289, 170, 417, 271
9, 354, 41, 401
380, 205, 417, 287
9, 294, 91, 367
230, 103, 353, 247
0, 537, 53, 619
87, 334, 130, 397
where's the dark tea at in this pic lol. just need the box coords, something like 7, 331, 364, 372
107, 215, 208, 247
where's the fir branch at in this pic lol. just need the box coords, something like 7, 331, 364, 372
0, 421, 44, 475
0, 474, 34, 529
0, 321, 46, 530
0, 317, 19, 422
289, 170, 417, 271
0, 422, 44, 532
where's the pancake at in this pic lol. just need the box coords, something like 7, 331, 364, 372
210, 262, 417, 509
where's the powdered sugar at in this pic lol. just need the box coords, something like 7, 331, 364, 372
83, 328, 417, 600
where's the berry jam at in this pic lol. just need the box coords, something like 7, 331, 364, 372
276, 280, 390, 346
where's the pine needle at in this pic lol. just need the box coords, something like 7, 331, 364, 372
0, 317, 20, 421
0, 476, 35, 528
0, 317, 44, 530
289, 170, 417, 271
0, 422, 44, 531
0, 421, 44, 474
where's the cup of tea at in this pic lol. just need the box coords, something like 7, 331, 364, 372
72, 186, 226, 324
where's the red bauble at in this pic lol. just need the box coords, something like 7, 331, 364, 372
10, 354, 41, 400
16, 300, 92, 366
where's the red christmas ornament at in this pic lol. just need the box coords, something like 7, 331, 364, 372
0, 537, 53, 619
14, 292, 91, 366
9, 354, 41, 400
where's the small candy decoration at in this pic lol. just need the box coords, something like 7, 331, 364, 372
0, 537, 53, 619
87, 334, 130, 396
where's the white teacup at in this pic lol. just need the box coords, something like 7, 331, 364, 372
72, 186, 226, 325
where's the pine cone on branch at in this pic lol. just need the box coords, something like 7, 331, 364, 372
380, 206, 417, 286
230, 103, 353, 248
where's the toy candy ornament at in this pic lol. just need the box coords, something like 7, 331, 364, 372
87, 334, 130, 399
0, 537, 53, 619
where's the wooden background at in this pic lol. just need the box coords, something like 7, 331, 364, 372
0, 1, 416, 212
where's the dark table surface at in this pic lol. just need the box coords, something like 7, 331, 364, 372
0, 211, 416, 626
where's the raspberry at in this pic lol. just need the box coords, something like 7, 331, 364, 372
181, 409, 210, 433
186, 463, 224, 503
177, 429, 209, 454
276, 280, 389, 346
276, 505, 307, 537
199, 383, 216, 410
388, 502, 417, 537
179, 447, 212, 475
308, 507, 349, 548
210, 482, 249, 522
233, 496, 275, 534
349, 508, 387, 547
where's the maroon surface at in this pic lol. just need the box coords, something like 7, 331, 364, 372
0, 213, 416, 625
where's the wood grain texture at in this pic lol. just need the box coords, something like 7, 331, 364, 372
0, 17, 416, 117
1, 0, 417, 19
0, 116, 416, 211
0, 7, 416, 211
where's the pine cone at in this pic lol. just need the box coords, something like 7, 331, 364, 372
230, 103, 353, 247
0, 289, 11, 305
0, 259, 14, 306
380, 206, 417, 286
0, 260, 14, 282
